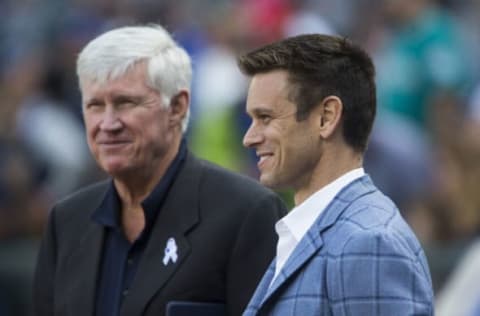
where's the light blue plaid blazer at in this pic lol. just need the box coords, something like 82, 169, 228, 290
243, 175, 433, 315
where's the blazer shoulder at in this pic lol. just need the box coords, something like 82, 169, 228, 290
330, 189, 425, 260
188, 157, 287, 221
340, 189, 398, 228
52, 180, 110, 224
196, 158, 279, 199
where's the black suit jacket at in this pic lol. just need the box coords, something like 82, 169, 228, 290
33, 153, 287, 316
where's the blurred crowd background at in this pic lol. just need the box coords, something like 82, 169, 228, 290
1, 0, 480, 315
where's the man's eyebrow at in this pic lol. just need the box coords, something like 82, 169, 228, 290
250, 107, 274, 116
111, 94, 142, 103
84, 97, 103, 105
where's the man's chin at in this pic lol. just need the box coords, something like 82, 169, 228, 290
260, 173, 292, 192
259, 174, 279, 189
101, 162, 131, 177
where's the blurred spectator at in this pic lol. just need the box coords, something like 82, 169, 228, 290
283, 0, 336, 37
406, 93, 480, 291
0, 140, 51, 316
188, 4, 250, 172
376, 0, 471, 129
0, 1, 479, 313
469, 83, 480, 123
452, 0, 480, 80
236, 0, 291, 46
436, 239, 480, 316
1, 51, 95, 200
365, 0, 472, 211
364, 112, 434, 210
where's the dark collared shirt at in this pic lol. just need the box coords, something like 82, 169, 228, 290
92, 140, 187, 316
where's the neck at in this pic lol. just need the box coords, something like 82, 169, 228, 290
294, 145, 362, 206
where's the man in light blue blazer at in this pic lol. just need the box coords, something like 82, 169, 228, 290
238, 34, 434, 315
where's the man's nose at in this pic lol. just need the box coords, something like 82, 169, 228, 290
100, 107, 122, 131
243, 124, 263, 148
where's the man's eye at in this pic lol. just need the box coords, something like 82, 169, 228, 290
119, 102, 134, 108
259, 115, 271, 123
118, 99, 139, 108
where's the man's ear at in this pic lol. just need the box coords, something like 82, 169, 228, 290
169, 90, 189, 126
317, 95, 343, 139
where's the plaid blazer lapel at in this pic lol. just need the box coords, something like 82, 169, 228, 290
261, 227, 323, 307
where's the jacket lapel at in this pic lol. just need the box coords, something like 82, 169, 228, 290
66, 223, 104, 315
257, 176, 377, 309
65, 183, 109, 315
259, 228, 323, 308
120, 153, 201, 316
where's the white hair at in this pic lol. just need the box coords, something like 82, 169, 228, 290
77, 24, 192, 133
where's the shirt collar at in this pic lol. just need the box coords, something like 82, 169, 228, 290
92, 138, 188, 231
92, 181, 121, 229
279, 168, 365, 241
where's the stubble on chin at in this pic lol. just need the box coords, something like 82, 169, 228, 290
259, 172, 279, 190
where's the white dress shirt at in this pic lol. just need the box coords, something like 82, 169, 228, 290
271, 168, 365, 285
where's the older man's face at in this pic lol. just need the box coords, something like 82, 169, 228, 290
81, 63, 176, 179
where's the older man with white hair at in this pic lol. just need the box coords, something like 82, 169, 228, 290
33, 24, 286, 316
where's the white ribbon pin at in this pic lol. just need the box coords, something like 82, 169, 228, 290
162, 237, 178, 266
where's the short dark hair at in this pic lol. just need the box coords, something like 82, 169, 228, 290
237, 34, 376, 153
